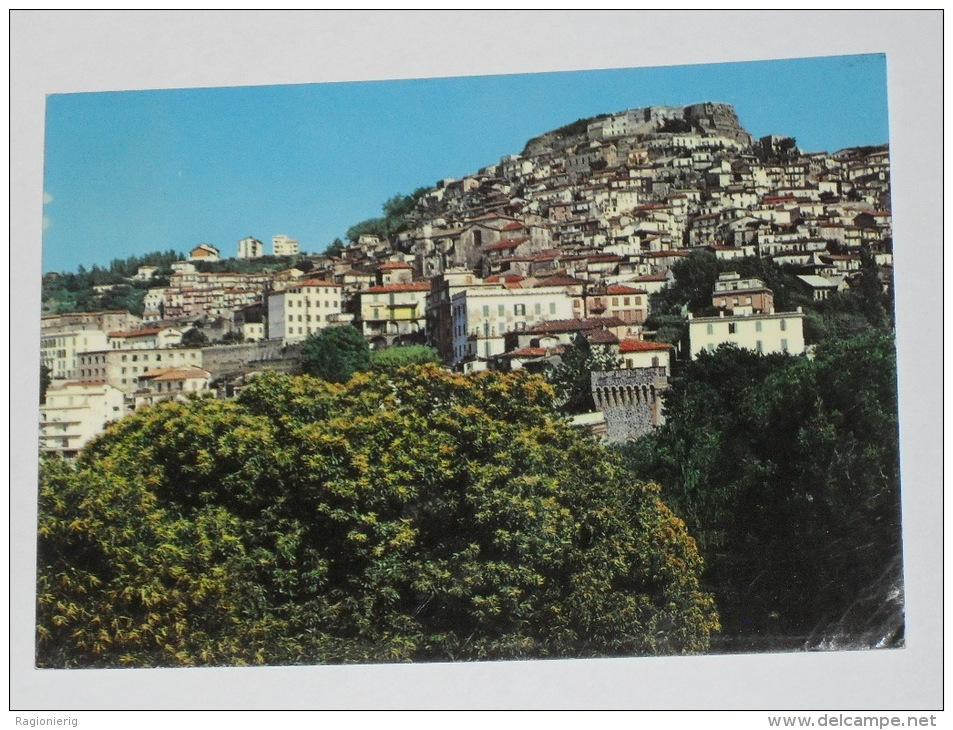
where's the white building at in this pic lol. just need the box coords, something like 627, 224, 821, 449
273, 234, 300, 257
40, 329, 109, 381
133, 367, 212, 410
267, 278, 343, 344
189, 243, 220, 262
618, 339, 673, 372
40, 311, 141, 381
77, 346, 205, 395
451, 286, 575, 367
238, 236, 264, 259
107, 327, 184, 351
134, 265, 159, 281
39, 381, 126, 457
687, 309, 806, 359
142, 287, 167, 322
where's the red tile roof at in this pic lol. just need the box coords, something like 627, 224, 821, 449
363, 283, 431, 293
620, 339, 672, 353
526, 317, 625, 334
632, 274, 668, 282
507, 347, 548, 358
297, 278, 342, 288
585, 329, 619, 345
606, 285, 648, 295
532, 274, 589, 288
484, 275, 525, 284
483, 237, 528, 252
140, 367, 210, 382
108, 327, 166, 338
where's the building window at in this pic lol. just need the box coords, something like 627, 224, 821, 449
755, 321, 762, 332
781, 338, 788, 352
549, 302, 556, 314
498, 304, 505, 317
780, 319, 787, 331
756, 340, 763, 353
482, 305, 490, 317
706, 323, 714, 335
728, 323, 736, 334
514, 303, 526, 316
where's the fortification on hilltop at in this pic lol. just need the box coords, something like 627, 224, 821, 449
523, 102, 754, 156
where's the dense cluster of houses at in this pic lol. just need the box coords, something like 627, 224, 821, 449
39, 102, 892, 455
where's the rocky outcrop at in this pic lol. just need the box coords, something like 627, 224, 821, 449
523, 102, 754, 156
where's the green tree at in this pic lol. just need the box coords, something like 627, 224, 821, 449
36, 367, 717, 667
345, 188, 432, 243
858, 243, 889, 328
546, 334, 621, 415
325, 238, 345, 258
623, 334, 903, 651
301, 325, 372, 383
218, 331, 245, 345
39, 365, 52, 404
369, 345, 441, 372
181, 328, 210, 347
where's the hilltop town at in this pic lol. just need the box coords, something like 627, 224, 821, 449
39, 101, 893, 456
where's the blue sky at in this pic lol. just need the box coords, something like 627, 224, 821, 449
41, 53, 889, 274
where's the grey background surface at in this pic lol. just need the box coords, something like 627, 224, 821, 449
10, 10, 943, 710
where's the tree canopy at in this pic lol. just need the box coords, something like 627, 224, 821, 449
545, 334, 621, 415
37, 367, 717, 667
345, 188, 432, 244
369, 345, 441, 372
621, 332, 903, 651
301, 325, 372, 383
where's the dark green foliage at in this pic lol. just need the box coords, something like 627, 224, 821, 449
42, 250, 182, 314
545, 334, 621, 415
36, 368, 717, 667
668, 250, 722, 314
190, 255, 300, 275
858, 244, 890, 329
181, 328, 210, 347
650, 251, 809, 318
301, 325, 372, 383
622, 333, 903, 650
218, 331, 245, 345
643, 312, 689, 350
369, 345, 441, 372
345, 188, 432, 243
325, 238, 345, 258
39, 365, 51, 404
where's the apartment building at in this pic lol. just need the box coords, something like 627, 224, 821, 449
267, 278, 343, 344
